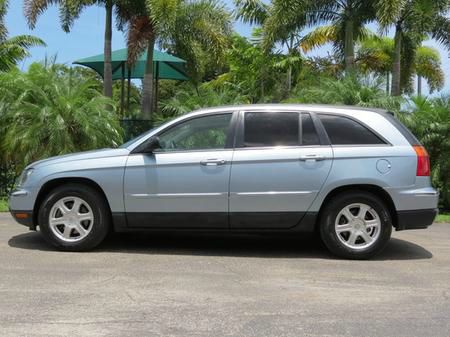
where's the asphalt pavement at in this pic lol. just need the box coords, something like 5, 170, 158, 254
0, 213, 449, 337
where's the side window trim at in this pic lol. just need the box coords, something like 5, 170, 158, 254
302, 112, 329, 146
298, 112, 303, 145
316, 113, 391, 146
226, 110, 240, 149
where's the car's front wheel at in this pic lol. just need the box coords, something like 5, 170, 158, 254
38, 183, 110, 251
319, 191, 392, 259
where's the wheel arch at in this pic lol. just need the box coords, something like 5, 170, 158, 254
33, 177, 112, 225
316, 184, 397, 229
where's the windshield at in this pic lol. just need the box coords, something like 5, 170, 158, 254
119, 128, 156, 149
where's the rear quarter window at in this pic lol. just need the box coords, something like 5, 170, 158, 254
318, 114, 386, 145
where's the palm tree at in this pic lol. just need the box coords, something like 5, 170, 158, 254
356, 35, 393, 93
115, 0, 179, 120
0, 0, 45, 72
117, 0, 231, 121
167, 0, 232, 86
375, 0, 450, 96
234, 1, 305, 94
356, 36, 444, 95
270, 0, 376, 73
24, 0, 119, 99
415, 45, 444, 96
0, 62, 122, 169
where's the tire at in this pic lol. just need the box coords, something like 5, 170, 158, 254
319, 191, 392, 260
38, 183, 111, 251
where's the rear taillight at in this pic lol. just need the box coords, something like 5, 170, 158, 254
413, 145, 430, 176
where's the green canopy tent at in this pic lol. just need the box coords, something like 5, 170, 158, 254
73, 48, 188, 114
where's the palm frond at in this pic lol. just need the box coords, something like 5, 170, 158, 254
374, 0, 406, 28
431, 15, 450, 51
146, 0, 179, 39
300, 25, 337, 53
415, 45, 444, 92
234, 0, 268, 25
126, 15, 154, 65
0, 35, 46, 71
23, 0, 61, 29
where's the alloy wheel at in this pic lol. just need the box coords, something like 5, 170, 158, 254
334, 203, 381, 250
48, 196, 94, 242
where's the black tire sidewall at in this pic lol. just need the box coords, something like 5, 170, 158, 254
320, 191, 392, 259
38, 184, 110, 251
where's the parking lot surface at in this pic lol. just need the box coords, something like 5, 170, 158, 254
0, 213, 449, 337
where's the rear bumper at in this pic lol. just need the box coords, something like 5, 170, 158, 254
396, 208, 438, 231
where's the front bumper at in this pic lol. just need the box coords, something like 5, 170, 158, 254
9, 189, 36, 230
396, 208, 438, 231
10, 210, 35, 229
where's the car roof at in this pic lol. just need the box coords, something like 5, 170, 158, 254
189, 104, 391, 116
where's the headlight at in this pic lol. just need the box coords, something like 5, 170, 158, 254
17, 168, 34, 187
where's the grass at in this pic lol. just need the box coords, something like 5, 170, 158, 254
0, 198, 8, 212
435, 212, 450, 223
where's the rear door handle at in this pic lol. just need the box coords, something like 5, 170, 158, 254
200, 159, 227, 166
299, 154, 326, 161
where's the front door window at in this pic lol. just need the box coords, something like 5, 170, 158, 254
157, 114, 232, 152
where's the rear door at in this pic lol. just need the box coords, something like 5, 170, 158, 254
229, 110, 333, 229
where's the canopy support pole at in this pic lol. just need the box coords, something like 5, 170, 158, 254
154, 62, 160, 113
120, 62, 125, 116
127, 68, 131, 113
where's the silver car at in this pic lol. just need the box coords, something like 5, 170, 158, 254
9, 104, 439, 259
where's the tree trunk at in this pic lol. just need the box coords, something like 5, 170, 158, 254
386, 72, 390, 94
103, 0, 113, 99
344, 18, 355, 74
286, 35, 294, 94
287, 65, 292, 93
120, 63, 125, 117
141, 37, 155, 120
391, 24, 402, 96
417, 75, 422, 96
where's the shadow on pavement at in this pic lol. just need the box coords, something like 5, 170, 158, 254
8, 230, 432, 260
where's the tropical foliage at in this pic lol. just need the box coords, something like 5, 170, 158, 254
400, 96, 450, 208
357, 36, 444, 94
0, 62, 122, 168
375, 0, 450, 95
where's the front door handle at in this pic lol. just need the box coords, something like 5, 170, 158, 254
200, 159, 227, 166
299, 154, 326, 161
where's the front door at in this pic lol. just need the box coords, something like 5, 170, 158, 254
124, 112, 235, 228
229, 111, 333, 229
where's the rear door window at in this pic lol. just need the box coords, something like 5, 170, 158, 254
244, 112, 299, 147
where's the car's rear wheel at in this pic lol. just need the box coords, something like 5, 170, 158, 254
38, 183, 110, 251
319, 191, 392, 259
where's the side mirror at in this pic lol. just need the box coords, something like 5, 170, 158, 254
136, 137, 162, 154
